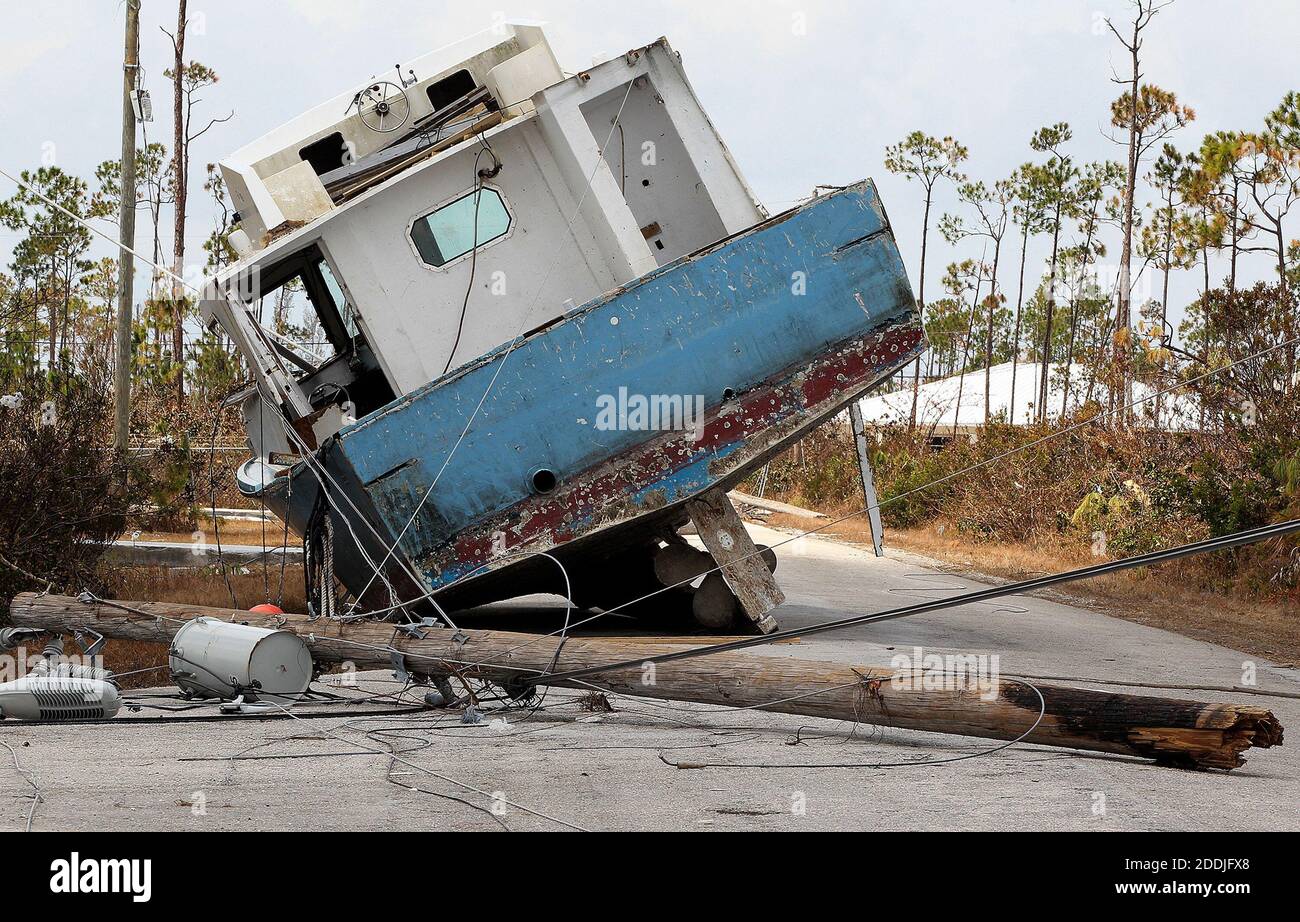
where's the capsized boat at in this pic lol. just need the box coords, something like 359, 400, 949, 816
200, 23, 924, 632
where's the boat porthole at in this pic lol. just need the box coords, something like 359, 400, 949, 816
722, 387, 736, 400
530, 468, 559, 495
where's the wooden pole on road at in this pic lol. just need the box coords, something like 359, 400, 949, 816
6, 593, 1283, 771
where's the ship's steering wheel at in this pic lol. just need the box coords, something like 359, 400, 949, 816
348, 81, 411, 134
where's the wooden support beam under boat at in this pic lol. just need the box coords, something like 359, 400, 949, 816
685, 489, 782, 634
5, 594, 1284, 771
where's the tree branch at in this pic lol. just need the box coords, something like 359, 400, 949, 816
187, 112, 233, 145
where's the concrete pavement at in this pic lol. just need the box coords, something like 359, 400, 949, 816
2, 524, 1296, 831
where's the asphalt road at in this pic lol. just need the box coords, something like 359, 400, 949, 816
3, 524, 1297, 831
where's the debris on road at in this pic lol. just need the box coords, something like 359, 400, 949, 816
5, 593, 1284, 771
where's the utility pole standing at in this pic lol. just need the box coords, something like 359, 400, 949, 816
113, 0, 141, 451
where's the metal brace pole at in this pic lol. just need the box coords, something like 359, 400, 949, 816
848, 402, 884, 558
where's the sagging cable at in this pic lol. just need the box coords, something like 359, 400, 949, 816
534, 517, 1300, 687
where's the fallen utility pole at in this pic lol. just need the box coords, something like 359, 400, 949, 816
8, 594, 1283, 771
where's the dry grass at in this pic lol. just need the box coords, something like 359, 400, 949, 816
91, 640, 171, 690
104, 563, 307, 612
766, 510, 1300, 664
129, 517, 288, 546
93, 564, 309, 689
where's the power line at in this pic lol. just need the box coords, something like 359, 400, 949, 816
537, 517, 1300, 687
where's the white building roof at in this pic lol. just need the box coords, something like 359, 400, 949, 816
857, 361, 1203, 434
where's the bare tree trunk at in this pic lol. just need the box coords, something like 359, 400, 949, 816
1275, 222, 1288, 292
953, 271, 984, 434
908, 193, 934, 431
1199, 224, 1210, 431
984, 241, 1002, 426
48, 303, 58, 369
1201, 210, 1211, 302
170, 0, 188, 405
1229, 181, 1239, 295
1009, 222, 1028, 423
1061, 287, 1079, 419
1115, 29, 1141, 427
1278, 222, 1296, 389
62, 268, 74, 370
1154, 188, 1173, 430
1062, 197, 1102, 419
1038, 212, 1062, 423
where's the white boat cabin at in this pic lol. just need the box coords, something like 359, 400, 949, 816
199, 22, 766, 476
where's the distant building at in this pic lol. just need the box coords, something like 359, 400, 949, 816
857, 361, 1203, 436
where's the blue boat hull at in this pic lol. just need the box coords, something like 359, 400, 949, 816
269, 180, 924, 613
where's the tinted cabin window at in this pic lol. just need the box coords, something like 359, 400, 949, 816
254, 256, 359, 361
299, 132, 348, 176
427, 70, 477, 111
410, 189, 511, 268
318, 259, 359, 340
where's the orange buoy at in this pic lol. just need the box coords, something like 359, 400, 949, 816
249, 603, 284, 615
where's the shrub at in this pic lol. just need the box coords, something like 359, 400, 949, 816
750, 411, 1298, 604
0, 371, 129, 606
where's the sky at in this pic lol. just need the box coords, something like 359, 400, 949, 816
1, 0, 1297, 337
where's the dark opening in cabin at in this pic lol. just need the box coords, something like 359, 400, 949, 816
253, 246, 396, 418
427, 70, 477, 111
299, 132, 349, 176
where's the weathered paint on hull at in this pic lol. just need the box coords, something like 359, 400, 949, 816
270, 180, 924, 608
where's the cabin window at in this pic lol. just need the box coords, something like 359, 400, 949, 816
299, 132, 349, 177
318, 259, 359, 339
252, 251, 359, 366
427, 70, 477, 111
410, 188, 511, 268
